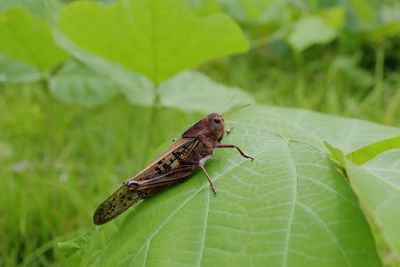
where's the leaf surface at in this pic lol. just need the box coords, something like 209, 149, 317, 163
0, 8, 68, 70
59, 105, 398, 266
288, 16, 338, 51
54, 31, 155, 107
232, 106, 400, 154
0, 56, 40, 83
54, 31, 252, 112
59, 0, 249, 83
159, 71, 254, 113
347, 150, 400, 266
49, 61, 119, 107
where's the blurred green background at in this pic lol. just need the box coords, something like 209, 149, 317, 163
0, 0, 399, 266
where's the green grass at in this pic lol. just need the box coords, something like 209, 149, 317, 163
0, 85, 198, 266
0, 52, 399, 266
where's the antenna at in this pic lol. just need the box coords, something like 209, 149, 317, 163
219, 93, 237, 114
222, 102, 252, 117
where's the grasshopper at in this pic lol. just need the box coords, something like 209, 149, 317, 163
93, 113, 253, 225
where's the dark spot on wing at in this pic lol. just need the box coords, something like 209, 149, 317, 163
162, 163, 171, 172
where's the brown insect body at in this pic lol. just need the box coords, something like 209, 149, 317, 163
93, 113, 252, 225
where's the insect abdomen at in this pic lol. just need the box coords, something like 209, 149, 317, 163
93, 185, 142, 225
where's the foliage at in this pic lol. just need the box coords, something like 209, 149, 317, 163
60, 104, 400, 266
0, 0, 399, 266
347, 149, 400, 266
49, 61, 120, 107
287, 16, 338, 52
0, 56, 40, 83
59, 0, 249, 83
159, 71, 253, 113
0, 8, 68, 71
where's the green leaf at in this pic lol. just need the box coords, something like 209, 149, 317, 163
0, 8, 68, 70
324, 141, 346, 169
159, 71, 254, 113
59, 0, 249, 83
189, 0, 223, 17
346, 150, 400, 266
54, 31, 252, 111
61, 104, 390, 266
331, 56, 374, 90
217, 0, 290, 25
54, 31, 155, 107
318, 6, 345, 29
0, 0, 64, 22
348, 0, 376, 26
0, 56, 40, 83
366, 22, 400, 43
232, 105, 400, 154
349, 136, 400, 165
288, 16, 338, 51
49, 61, 119, 107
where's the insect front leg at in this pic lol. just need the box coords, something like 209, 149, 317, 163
198, 155, 217, 195
215, 144, 254, 160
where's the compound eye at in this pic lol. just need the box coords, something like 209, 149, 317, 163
213, 118, 221, 124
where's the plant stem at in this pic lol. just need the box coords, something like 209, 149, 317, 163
293, 50, 305, 104
141, 83, 161, 165
250, 30, 285, 50
326, 63, 339, 113
374, 45, 385, 103
384, 88, 400, 125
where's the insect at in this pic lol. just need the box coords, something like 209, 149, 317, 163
93, 113, 253, 225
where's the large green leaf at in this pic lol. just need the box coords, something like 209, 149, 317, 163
53, 31, 155, 107
232, 105, 400, 154
288, 16, 338, 52
159, 71, 254, 113
53, 31, 254, 112
0, 56, 40, 84
59, 0, 249, 83
59, 104, 400, 266
347, 150, 400, 266
49, 61, 119, 107
0, 8, 68, 70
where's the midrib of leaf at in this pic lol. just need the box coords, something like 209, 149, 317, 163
196, 190, 210, 267
281, 142, 298, 267
149, 1, 158, 84
141, 241, 150, 267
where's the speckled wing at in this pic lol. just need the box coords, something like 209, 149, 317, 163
93, 185, 141, 225
93, 137, 198, 225
130, 137, 198, 181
